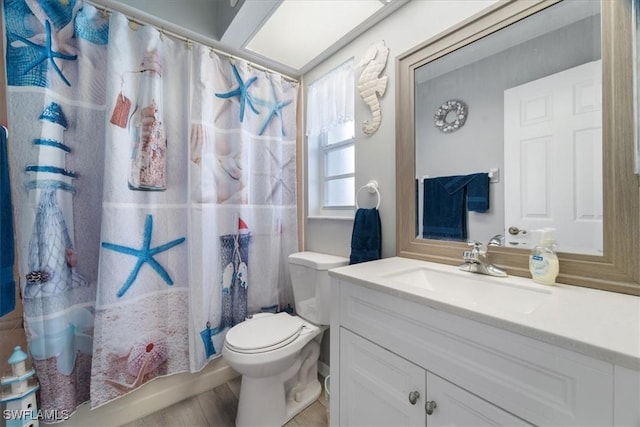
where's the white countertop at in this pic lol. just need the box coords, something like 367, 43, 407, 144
329, 256, 640, 370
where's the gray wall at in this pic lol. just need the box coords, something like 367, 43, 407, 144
415, 16, 600, 243
114, 0, 219, 40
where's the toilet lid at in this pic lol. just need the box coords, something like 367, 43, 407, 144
225, 312, 304, 354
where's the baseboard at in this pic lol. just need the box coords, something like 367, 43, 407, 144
318, 360, 330, 379
49, 358, 239, 427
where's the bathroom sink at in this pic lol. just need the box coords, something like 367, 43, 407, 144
381, 267, 552, 314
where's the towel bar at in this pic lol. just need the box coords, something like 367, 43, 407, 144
420, 168, 500, 184
356, 180, 380, 209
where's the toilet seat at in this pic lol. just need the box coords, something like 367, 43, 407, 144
225, 312, 305, 354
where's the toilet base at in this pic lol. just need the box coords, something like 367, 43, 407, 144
235, 376, 321, 427
236, 375, 286, 427
284, 378, 322, 424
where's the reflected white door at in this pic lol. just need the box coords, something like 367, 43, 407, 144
504, 61, 602, 255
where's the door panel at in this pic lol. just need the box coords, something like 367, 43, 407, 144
504, 60, 602, 254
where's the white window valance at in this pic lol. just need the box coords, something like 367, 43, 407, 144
306, 59, 354, 137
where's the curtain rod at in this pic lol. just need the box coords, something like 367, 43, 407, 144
86, 0, 300, 84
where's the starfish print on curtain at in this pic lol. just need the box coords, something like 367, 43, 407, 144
101, 214, 186, 298
250, 78, 293, 136
215, 63, 259, 122
10, 20, 78, 86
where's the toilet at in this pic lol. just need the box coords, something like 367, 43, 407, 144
222, 251, 349, 427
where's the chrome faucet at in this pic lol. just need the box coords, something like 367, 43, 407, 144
487, 234, 504, 247
459, 240, 508, 277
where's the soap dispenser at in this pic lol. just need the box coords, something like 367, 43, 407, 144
529, 228, 559, 285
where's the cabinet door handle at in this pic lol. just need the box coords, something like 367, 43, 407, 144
408, 391, 420, 405
425, 400, 437, 415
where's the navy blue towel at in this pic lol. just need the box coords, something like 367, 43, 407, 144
465, 173, 489, 212
422, 173, 489, 240
349, 208, 381, 265
423, 177, 467, 240
0, 127, 16, 317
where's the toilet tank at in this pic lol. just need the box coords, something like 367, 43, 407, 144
288, 252, 349, 325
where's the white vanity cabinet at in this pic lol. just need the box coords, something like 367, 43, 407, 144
340, 327, 531, 426
329, 267, 640, 427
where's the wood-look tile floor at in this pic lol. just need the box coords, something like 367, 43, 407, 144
121, 376, 328, 427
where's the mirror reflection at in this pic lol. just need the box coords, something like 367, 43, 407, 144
415, 0, 602, 255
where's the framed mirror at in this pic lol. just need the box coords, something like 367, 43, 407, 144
396, 0, 640, 295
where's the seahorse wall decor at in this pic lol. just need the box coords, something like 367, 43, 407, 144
357, 41, 390, 136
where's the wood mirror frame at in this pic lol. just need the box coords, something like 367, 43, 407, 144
396, 0, 640, 296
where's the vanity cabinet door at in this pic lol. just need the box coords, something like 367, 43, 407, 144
339, 328, 425, 427
426, 372, 533, 426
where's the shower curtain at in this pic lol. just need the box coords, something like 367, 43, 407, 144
4, 0, 298, 415
188, 44, 299, 371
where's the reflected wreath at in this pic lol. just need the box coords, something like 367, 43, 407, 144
434, 100, 467, 133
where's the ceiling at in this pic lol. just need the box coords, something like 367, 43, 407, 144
95, 0, 408, 79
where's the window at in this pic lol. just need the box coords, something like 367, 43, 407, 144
306, 60, 355, 218
322, 121, 355, 208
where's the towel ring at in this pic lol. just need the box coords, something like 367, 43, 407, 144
356, 180, 381, 210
